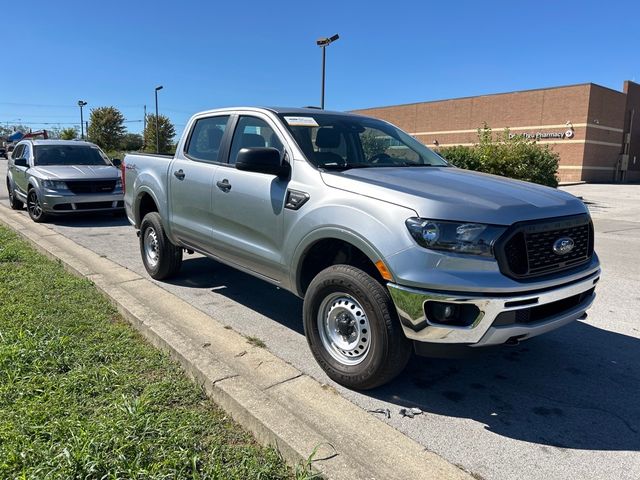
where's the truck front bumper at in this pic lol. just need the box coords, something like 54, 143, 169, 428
387, 269, 600, 347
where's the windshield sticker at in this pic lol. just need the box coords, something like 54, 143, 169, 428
284, 116, 319, 127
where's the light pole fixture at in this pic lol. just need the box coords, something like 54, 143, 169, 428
155, 85, 163, 153
316, 33, 339, 109
77, 101, 87, 139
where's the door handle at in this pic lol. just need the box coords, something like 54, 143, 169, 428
216, 179, 232, 192
174, 169, 185, 180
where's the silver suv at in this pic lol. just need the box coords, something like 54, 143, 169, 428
6, 139, 124, 222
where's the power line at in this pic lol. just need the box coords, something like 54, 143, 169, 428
1, 119, 143, 126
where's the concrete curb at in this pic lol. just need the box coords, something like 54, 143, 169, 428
0, 205, 472, 480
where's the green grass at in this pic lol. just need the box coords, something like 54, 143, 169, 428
0, 226, 297, 479
245, 336, 267, 349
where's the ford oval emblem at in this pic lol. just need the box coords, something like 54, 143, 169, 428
553, 237, 575, 255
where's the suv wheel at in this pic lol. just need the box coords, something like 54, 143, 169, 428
139, 212, 183, 280
27, 188, 48, 222
7, 179, 23, 210
303, 265, 411, 390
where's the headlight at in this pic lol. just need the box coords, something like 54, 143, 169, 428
42, 180, 68, 190
115, 178, 123, 189
405, 218, 506, 257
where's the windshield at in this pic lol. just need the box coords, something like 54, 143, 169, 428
278, 113, 449, 169
34, 145, 111, 166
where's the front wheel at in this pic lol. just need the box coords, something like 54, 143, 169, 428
7, 179, 23, 210
27, 188, 48, 222
139, 212, 183, 280
303, 265, 411, 390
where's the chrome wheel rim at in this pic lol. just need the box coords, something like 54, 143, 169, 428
27, 192, 42, 218
317, 293, 371, 366
143, 227, 160, 268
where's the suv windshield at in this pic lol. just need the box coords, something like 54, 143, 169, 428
34, 144, 111, 166
278, 113, 448, 170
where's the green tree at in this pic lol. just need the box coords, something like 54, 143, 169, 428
437, 123, 559, 187
120, 132, 144, 151
59, 127, 79, 140
87, 107, 126, 151
361, 131, 387, 159
143, 114, 176, 154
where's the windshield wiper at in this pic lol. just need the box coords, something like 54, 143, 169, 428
319, 163, 374, 171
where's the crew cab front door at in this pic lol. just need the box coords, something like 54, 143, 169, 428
210, 114, 289, 281
10, 144, 30, 197
168, 115, 230, 250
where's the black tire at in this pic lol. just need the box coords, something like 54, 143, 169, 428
26, 188, 48, 223
7, 179, 23, 210
139, 212, 182, 280
303, 265, 412, 390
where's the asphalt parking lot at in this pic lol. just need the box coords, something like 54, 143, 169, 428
2, 158, 638, 480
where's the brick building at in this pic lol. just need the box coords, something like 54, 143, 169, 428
354, 81, 640, 183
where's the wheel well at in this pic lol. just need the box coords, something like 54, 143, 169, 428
298, 239, 384, 295
137, 193, 158, 224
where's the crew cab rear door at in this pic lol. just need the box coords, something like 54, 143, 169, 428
210, 113, 289, 281
168, 114, 231, 249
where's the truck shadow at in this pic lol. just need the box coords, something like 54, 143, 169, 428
165, 256, 304, 335
161, 257, 640, 452
370, 321, 640, 451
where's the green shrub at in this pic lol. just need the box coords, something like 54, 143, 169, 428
438, 124, 559, 187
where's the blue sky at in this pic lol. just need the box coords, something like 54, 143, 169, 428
2, 0, 639, 136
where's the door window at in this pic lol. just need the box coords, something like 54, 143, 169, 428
12, 144, 24, 160
185, 115, 230, 162
21, 144, 32, 163
229, 116, 283, 165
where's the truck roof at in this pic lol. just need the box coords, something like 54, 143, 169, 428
192, 106, 365, 118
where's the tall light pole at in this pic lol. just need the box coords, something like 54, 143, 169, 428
316, 34, 339, 109
154, 86, 163, 153
77, 101, 87, 139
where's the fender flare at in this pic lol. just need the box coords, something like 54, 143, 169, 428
290, 226, 387, 297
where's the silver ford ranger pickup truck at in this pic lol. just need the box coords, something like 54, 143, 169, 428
123, 107, 600, 389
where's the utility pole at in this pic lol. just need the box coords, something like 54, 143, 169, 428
78, 100, 87, 139
155, 86, 163, 153
316, 34, 340, 109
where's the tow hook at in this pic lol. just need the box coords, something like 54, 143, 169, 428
504, 336, 521, 346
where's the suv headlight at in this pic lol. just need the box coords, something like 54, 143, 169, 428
115, 178, 123, 189
42, 180, 68, 190
405, 218, 506, 257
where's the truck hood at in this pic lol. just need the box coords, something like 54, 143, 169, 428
321, 167, 587, 225
31, 165, 120, 180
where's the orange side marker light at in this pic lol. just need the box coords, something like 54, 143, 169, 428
375, 260, 393, 281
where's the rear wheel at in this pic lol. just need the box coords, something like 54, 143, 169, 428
139, 212, 182, 280
27, 188, 48, 222
7, 179, 23, 210
303, 265, 411, 390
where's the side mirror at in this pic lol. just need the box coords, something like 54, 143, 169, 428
14, 157, 28, 168
236, 147, 284, 176
111, 158, 122, 167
